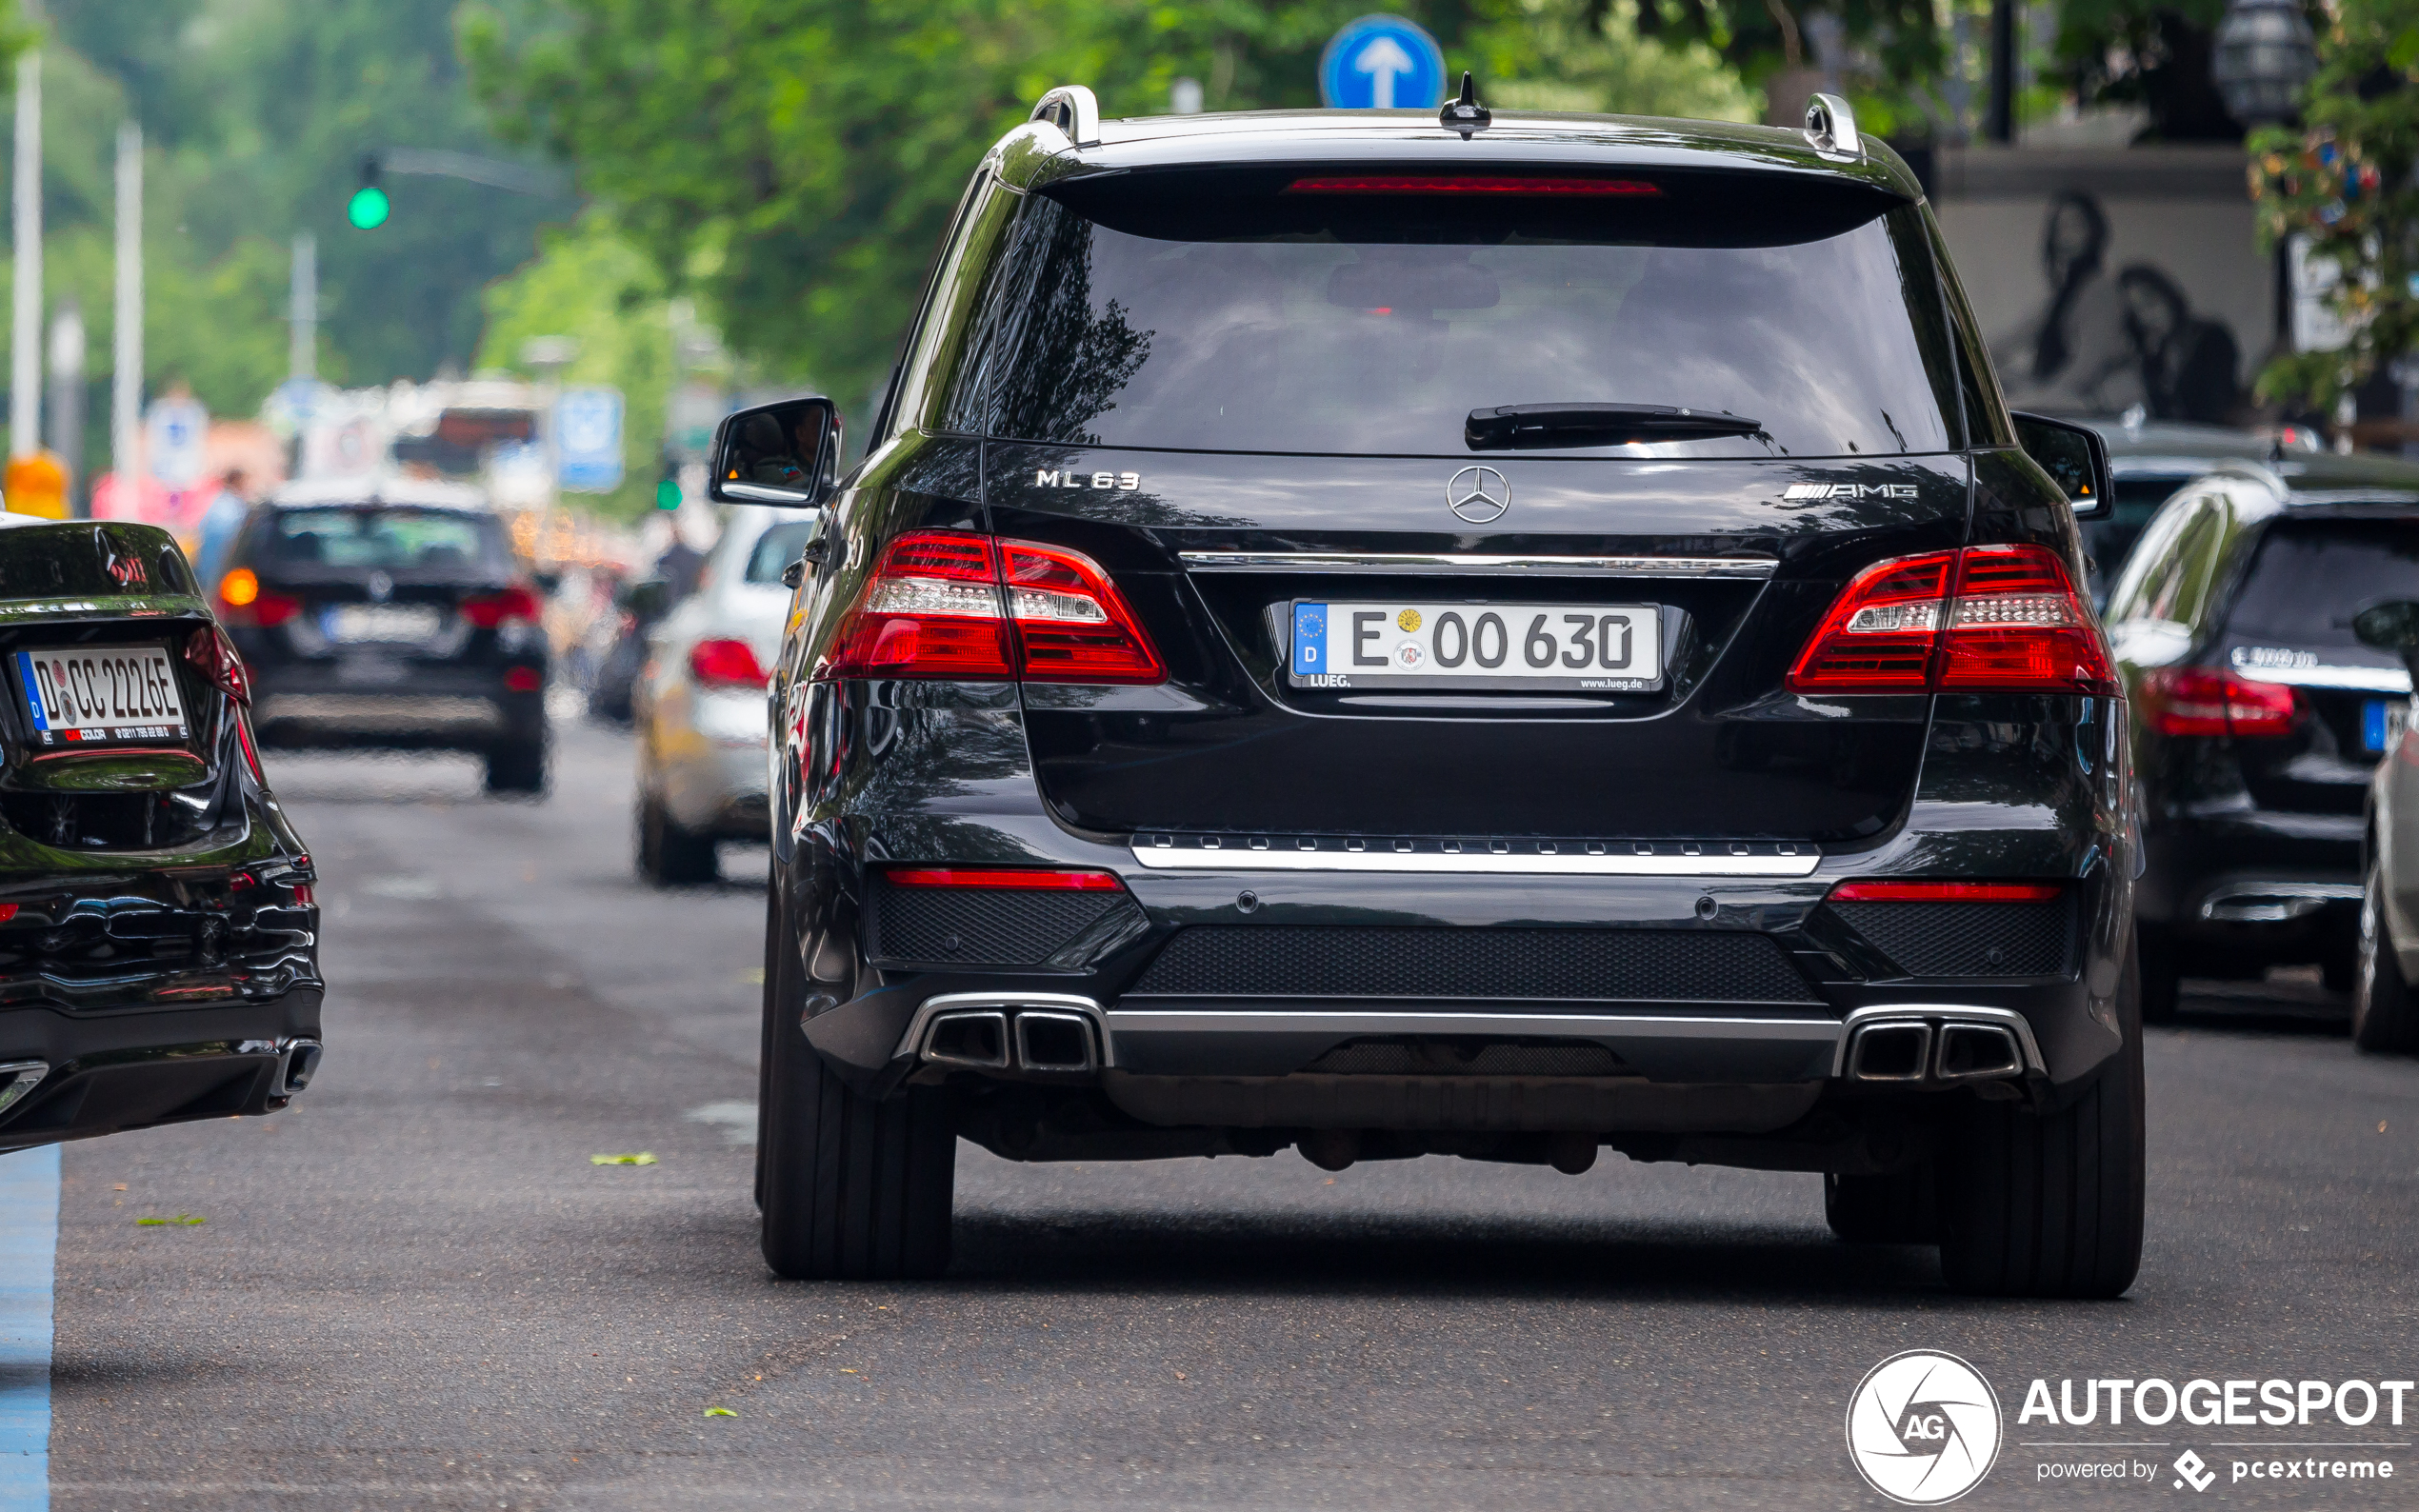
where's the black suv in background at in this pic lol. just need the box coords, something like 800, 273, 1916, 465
730, 87, 2142, 1296
2107, 458, 2419, 1017
214, 480, 550, 793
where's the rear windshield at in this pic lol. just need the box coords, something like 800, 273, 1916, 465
944, 170, 1963, 458
746, 520, 821, 584
2228, 518, 2419, 650
264, 507, 507, 575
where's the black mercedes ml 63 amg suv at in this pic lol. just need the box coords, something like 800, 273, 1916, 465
725, 85, 2142, 1296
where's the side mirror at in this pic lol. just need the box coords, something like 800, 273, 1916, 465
2354, 602, 2419, 652
2011, 411, 2112, 522
619, 578, 671, 623
707, 397, 842, 507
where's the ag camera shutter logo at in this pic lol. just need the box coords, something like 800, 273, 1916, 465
1847, 1350, 2004, 1504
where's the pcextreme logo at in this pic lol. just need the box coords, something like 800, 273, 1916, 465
1847, 1351, 2005, 1505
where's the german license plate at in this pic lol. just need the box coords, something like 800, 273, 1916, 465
327, 604, 441, 644
14, 644, 191, 746
1289, 602, 1662, 692
2366, 697, 2408, 754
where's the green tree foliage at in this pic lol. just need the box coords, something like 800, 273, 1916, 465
29, 0, 574, 408
473, 207, 675, 522
2247, 0, 2419, 412
1475, 0, 1759, 120
464, 0, 1775, 415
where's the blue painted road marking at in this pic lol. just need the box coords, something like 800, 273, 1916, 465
1318, 15, 1446, 109
0, 1144, 56, 1512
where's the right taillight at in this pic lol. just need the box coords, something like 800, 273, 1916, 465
825, 529, 1164, 685
184, 625, 251, 706
2138, 666, 2300, 738
1787, 544, 2116, 697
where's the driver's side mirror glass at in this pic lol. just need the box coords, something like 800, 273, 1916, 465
2355, 601, 2419, 652
708, 397, 842, 507
2010, 411, 2112, 521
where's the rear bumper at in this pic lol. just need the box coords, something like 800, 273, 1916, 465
253, 680, 545, 749
0, 989, 324, 1151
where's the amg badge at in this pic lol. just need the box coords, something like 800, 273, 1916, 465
1784, 482, 1919, 501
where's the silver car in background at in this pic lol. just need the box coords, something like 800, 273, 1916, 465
633, 507, 820, 885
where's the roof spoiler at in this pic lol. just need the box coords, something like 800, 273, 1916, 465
1032, 86, 1100, 149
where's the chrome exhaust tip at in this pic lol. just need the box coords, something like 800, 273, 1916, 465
1012, 1010, 1098, 1073
1846, 1022, 1931, 1082
278, 1040, 323, 1096
1933, 1023, 2024, 1083
923, 1010, 1010, 1069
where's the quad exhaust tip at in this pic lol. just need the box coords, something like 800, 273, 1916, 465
1840, 1011, 2038, 1084
920, 1005, 1098, 1074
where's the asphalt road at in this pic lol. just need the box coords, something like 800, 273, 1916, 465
43, 719, 2419, 1510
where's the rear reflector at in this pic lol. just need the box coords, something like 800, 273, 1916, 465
1787, 544, 2116, 696
2137, 666, 2300, 738
884, 867, 1124, 890
0, 905, 16, 923
826, 530, 1163, 684
1286, 176, 1662, 196
1829, 881, 2064, 903
689, 638, 768, 688
503, 666, 543, 693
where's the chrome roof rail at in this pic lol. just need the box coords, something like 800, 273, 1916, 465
1802, 92, 1860, 160
1032, 85, 1101, 149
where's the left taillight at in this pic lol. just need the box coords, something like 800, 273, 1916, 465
1787, 544, 2116, 697
462, 584, 544, 628
690, 638, 770, 688
825, 530, 1164, 685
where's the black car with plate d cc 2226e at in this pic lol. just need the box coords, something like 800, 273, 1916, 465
0, 518, 321, 1154
730, 83, 2142, 1296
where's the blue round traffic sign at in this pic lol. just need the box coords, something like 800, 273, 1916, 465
1319, 14, 1446, 110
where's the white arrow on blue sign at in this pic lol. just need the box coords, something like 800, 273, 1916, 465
1319, 14, 1446, 110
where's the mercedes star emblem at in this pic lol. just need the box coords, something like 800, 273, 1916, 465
366, 571, 393, 603
1447, 466, 1510, 525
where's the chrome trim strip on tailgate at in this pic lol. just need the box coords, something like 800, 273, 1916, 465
1129, 834, 1821, 878
1177, 551, 1779, 578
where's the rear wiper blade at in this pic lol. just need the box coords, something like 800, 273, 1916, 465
1466, 403, 1763, 450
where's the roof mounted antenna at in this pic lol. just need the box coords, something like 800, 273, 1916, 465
1440, 71, 1490, 139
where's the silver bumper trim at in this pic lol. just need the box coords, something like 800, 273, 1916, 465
1104, 1008, 1840, 1045
2197, 881, 2363, 924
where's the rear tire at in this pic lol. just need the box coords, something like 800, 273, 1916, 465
2353, 864, 2419, 1053
758, 878, 954, 1280
1935, 941, 2146, 1299
1825, 1168, 1937, 1244
2136, 923, 2180, 1025
484, 736, 548, 795
637, 791, 718, 885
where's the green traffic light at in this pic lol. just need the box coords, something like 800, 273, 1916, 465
655, 476, 682, 510
347, 185, 390, 229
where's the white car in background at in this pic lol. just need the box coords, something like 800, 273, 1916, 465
633, 507, 820, 885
